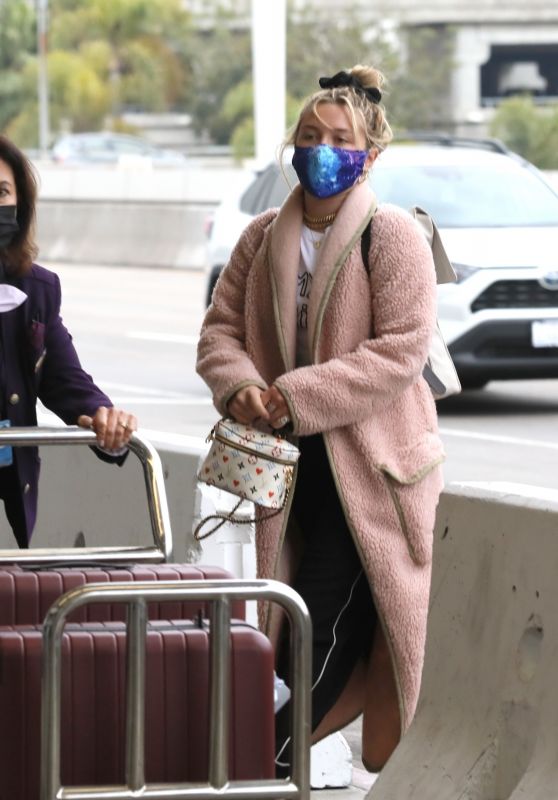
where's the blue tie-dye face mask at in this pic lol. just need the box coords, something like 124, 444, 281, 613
292, 144, 368, 199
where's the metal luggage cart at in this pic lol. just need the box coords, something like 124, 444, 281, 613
0, 426, 172, 563
41, 579, 312, 800
0, 428, 312, 800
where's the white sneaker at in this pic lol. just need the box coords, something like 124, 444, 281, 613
274, 674, 291, 713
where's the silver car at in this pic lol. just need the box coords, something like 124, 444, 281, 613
52, 132, 187, 167
205, 138, 558, 389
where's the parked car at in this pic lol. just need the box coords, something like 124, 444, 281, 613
204, 137, 558, 389
52, 132, 187, 167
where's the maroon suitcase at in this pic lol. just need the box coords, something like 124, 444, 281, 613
0, 563, 245, 624
0, 619, 275, 800
0, 428, 247, 623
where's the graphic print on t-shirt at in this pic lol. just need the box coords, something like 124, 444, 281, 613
297, 270, 312, 331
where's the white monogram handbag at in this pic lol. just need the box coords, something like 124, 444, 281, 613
194, 419, 300, 540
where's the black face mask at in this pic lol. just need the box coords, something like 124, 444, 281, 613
0, 205, 19, 249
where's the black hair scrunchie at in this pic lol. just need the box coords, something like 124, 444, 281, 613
318, 70, 381, 104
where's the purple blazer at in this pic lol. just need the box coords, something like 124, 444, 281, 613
1, 263, 122, 546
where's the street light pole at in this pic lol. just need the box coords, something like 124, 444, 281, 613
251, 0, 286, 168
37, 0, 50, 158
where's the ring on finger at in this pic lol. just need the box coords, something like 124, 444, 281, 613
277, 415, 289, 428
118, 421, 129, 430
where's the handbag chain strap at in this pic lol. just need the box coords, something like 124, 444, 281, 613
193, 497, 287, 541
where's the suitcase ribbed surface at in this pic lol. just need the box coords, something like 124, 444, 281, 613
0, 620, 274, 798
0, 564, 245, 624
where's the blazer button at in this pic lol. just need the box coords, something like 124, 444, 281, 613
23, 483, 31, 495
9, 393, 20, 405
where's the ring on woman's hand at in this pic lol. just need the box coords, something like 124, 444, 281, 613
118, 421, 129, 430
278, 415, 289, 428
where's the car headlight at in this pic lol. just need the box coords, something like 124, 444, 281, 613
452, 264, 480, 283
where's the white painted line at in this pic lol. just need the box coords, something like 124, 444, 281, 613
127, 331, 199, 345
108, 396, 213, 406
141, 428, 209, 452
99, 380, 190, 398
440, 427, 558, 451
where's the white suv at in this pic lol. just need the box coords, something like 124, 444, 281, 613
205, 138, 558, 390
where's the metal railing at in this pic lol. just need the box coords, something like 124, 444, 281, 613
0, 426, 172, 563
40, 579, 312, 800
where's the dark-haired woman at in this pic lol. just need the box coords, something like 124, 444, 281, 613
197, 65, 445, 772
0, 135, 137, 547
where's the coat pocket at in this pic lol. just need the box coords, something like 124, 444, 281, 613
376, 431, 445, 485
373, 432, 445, 564
381, 465, 443, 566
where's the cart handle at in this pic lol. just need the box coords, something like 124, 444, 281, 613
0, 426, 172, 564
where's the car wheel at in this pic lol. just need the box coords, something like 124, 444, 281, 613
460, 377, 488, 391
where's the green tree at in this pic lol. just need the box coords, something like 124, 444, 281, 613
490, 95, 558, 169
0, 0, 35, 67
0, 0, 36, 133
187, 3, 252, 144
6, 50, 112, 145
388, 26, 456, 132
49, 0, 194, 116
286, 2, 398, 102
2, 0, 195, 144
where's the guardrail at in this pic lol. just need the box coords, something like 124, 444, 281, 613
0, 426, 172, 563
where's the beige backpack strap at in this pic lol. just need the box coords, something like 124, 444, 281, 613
412, 206, 456, 285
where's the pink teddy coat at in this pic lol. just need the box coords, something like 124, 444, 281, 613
196, 179, 445, 763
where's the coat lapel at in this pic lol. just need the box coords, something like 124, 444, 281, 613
307, 183, 377, 361
268, 181, 377, 369
268, 185, 305, 371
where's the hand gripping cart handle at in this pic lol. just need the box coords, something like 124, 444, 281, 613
0, 425, 172, 564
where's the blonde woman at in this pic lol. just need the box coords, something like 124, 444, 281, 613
196, 65, 445, 773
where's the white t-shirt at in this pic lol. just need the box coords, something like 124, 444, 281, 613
296, 225, 331, 366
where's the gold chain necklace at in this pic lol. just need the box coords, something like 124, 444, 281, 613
303, 210, 337, 249
303, 211, 337, 227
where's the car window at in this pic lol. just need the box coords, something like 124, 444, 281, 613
371, 164, 558, 227
81, 139, 112, 157
111, 137, 149, 155
240, 164, 296, 214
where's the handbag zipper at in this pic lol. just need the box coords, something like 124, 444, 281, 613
210, 430, 297, 466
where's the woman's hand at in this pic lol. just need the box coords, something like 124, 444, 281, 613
261, 386, 291, 430
228, 385, 290, 430
78, 406, 137, 451
227, 386, 270, 426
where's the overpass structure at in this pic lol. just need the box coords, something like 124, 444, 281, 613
192, 0, 558, 137
300, 0, 558, 134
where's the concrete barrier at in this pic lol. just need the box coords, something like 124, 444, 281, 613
369, 481, 558, 800
30, 163, 558, 271
36, 200, 209, 270
33, 161, 252, 270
